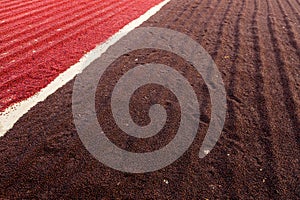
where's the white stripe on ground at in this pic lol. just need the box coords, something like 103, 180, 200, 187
0, 0, 171, 137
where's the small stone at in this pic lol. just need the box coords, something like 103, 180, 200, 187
209, 184, 215, 190
204, 150, 210, 155
163, 179, 169, 184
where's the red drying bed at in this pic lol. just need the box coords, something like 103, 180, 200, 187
0, 0, 163, 111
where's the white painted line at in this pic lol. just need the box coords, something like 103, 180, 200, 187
0, 0, 171, 137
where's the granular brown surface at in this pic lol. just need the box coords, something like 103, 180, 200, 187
1, 0, 300, 199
